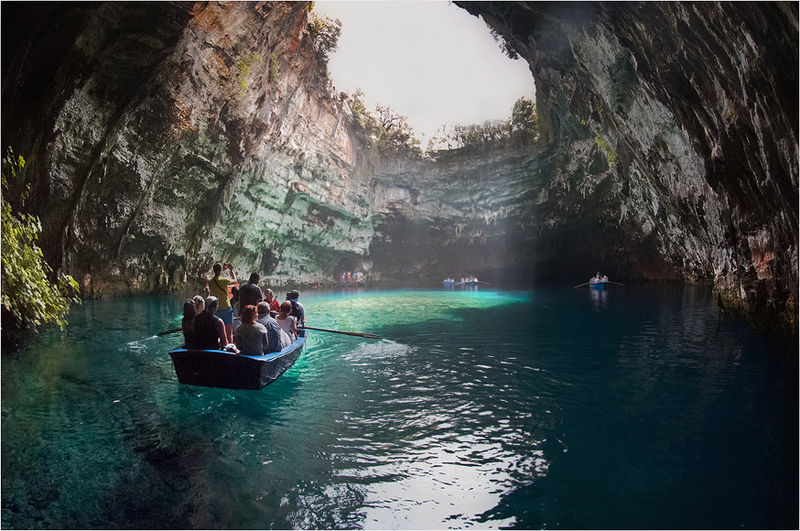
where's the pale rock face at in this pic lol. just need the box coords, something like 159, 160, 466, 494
2, 1, 796, 332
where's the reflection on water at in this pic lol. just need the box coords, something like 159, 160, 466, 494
589, 285, 608, 310
1, 286, 797, 529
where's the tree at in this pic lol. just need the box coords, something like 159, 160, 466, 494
374, 105, 421, 156
1, 148, 80, 332
345, 92, 421, 157
308, 13, 341, 67
511, 96, 538, 141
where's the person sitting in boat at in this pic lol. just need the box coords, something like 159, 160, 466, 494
601, 274, 609, 283
206, 263, 237, 344
264, 288, 281, 314
590, 272, 601, 284
181, 299, 196, 346
192, 295, 205, 315
239, 272, 264, 310
286, 290, 305, 326
276, 301, 299, 342
190, 296, 230, 351
234, 305, 271, 355
257, 302, 290, 351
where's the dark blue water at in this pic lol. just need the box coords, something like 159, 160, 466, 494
2, 285, 797, 529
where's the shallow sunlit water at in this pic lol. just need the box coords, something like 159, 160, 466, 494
2, 285, 797, 529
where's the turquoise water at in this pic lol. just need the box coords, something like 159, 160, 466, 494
2, 285, 797, 529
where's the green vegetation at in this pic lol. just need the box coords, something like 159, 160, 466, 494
345, 93, 538, 157
1, 148, 80, 332
308, 12, 341, 68
594, 134, 618, 167
489, 28, 519, 60
430, 96, 539, 153
269, 53, 280, 83
511, 97, 538, 141
235, 52, 265, 93
346, 90, 422, 157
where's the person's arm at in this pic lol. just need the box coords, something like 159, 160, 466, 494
215, 318, 227, 348
227, 264, 237, 283
290, 316, 298, 336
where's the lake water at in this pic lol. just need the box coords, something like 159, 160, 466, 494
2, 285, 797, 529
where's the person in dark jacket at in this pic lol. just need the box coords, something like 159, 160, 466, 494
239, 272, 264, 309
286, 290, 305, 326
190, 296, 227, 350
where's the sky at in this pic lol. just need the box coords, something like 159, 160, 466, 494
313, 1, 536, 145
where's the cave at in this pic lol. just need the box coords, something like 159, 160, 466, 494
1, 1, 797, 333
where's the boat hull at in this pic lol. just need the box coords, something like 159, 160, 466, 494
169, 329, 307, 390
589, 282, 606, 290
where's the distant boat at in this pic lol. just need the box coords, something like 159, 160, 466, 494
443, 279, 486, 287
169, 329, 307, 389
589, 280, 606, 290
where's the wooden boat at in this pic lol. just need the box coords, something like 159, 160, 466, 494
169, 329, 307, 390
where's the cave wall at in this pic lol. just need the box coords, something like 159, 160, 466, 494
452, 1, 798, 331
2, 1, 797, 332
2, 1, 375, 295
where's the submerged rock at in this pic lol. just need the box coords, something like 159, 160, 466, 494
1, 1, 796, 333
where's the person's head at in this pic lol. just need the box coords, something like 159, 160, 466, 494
248, 272, 260, 284
279, 301, 292, 314
241, 304, 257, 325
213, 263, 223, 275
183, 299, 195, 319
193, 295, 205, 314
231, 286, 239, 302
205, 296, 219, 314
287, 290, 299, 300
257, 302, 270, 317
265, 289, 274, 301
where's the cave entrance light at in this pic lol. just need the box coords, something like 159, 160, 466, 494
314, 1, 536, 148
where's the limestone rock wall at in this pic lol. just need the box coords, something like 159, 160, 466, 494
455, 1, 798, 331
2, 1, 373, 295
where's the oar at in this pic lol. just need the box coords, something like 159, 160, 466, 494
574, 281, 590, 288
301, 325, 381, 339
157, 327, 182, 336
606, 281, 625, 286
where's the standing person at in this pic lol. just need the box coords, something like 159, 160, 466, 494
286, 290, 305, 327
239, 272, 264, 309
256, 302, 290, 351
276, 301, 299, 341
231, 286, 242, 336
206, 263, 237, 344
191, 296, 228, 350
234, 305, 270, 355
264, 289, 281, 313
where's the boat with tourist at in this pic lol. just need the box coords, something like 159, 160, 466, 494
169, 329, 307, 389
574, 272, 623, 290
443, 276, 486, 287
